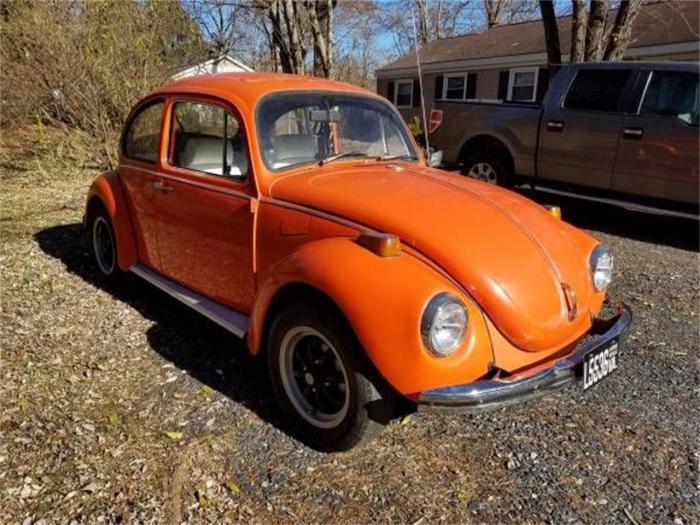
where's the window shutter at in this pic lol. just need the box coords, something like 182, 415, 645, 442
466, 73, 477, 100
536, 67, 550, 102
412, 79, 421, 107
386, 81, 395, 103
434, 74, 444, 100
497, 70, 509, 101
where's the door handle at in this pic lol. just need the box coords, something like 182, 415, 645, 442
153, 180, 174, 193
547, 120, 564, 132
623, 127, 644, 139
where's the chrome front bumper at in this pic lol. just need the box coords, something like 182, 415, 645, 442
417, 304, 632, 414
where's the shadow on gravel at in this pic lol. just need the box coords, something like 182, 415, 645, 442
35, 223, 289, 438
518, 189, 699, 252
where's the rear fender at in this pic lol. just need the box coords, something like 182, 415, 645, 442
249, 237, 493, 396
85, 171, 137, 271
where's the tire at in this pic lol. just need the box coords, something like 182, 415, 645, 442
267, 302, 395, 451
89, 207, 122, 281
461, 151, 512, 187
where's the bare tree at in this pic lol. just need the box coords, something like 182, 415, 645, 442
541, 0, 646, 71
484, 0, 503, 28
307, 0, 336, 77
603, 0, 642, 60
415, 0, 430, 45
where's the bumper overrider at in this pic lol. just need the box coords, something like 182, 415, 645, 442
418, 303, 632, 413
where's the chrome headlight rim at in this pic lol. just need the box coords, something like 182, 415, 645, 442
589, 245, 613, 292
420, 293, 468, 357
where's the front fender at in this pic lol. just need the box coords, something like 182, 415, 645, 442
249, 237, 494, 396
85, 171, 137, 271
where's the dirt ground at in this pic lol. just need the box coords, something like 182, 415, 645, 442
1, 128, 698, 524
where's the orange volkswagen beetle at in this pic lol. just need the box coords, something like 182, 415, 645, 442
84, 73, 631, 450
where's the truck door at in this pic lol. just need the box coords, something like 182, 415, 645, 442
612, 68, 699, 205
538, 68, 633, 189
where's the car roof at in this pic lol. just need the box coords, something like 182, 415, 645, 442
151, 72, 376, 109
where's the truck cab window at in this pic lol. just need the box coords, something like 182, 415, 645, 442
564, 70, 631, 112
640, 71, 699, 126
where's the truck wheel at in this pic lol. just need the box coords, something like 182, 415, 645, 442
90, 208, 122, 281
461, 152, 512, 187
267, 302, 395, 451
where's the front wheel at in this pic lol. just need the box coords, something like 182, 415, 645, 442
267, 303, 395, 451
461, 152, 512, 187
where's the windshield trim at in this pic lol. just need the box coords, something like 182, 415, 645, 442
254, 90, 419, 173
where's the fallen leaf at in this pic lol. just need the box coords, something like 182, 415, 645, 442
18, 398, 30, 410
196, 489, 208, 507
224, 479, 240, 495
164, 431, 183, 441
200, 385, 214, 395
108, 413, 119, 425
457, 491, 469, 503
401, 414, 413, 425
173, 393, 184, 400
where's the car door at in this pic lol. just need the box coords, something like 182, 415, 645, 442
154, 97, 256, 313
612, 68, 700, 205
118, 99, 166, 270
538, 68, 634, 189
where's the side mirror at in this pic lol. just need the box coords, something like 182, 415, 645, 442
428, 149, 443, 168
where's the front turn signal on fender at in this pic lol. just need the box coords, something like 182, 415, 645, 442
544, 205, 562, 220
356, 233, 402, 257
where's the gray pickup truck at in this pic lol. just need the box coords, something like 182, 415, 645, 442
429, 62, 699, 219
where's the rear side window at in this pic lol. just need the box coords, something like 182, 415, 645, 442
171, 102, 249, 178
640, 70, 699, 126
123, 101, 163, 163
563, 70, 631, 112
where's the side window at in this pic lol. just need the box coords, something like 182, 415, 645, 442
124, 102, 163, 163
564, 70, 631, 112
171, 102, 249, 178
640, 70, 699, 126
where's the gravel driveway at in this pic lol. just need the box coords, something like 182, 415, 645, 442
1, 131, 698, 523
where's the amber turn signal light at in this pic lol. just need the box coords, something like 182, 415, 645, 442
544, 205, 561, 220
357, 233, 402, 257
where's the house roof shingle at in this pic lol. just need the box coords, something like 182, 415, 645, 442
377, 1, 699, 72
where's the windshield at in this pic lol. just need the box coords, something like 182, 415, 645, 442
256, 92, 418, 170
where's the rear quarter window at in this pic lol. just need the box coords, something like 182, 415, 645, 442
123, 101, 164, 163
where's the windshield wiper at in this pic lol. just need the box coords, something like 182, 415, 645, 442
319, 151, 369, 166
377, 153, 415, 161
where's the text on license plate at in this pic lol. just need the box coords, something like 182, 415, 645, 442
582, 341, 619, 390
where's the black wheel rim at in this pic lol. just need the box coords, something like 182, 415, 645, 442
93, 217, 115, 275
279, 326, 350, 428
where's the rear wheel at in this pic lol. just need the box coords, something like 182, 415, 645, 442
90, 208, 122, 281
267, 302, 395, 451
461, 151, 512, 188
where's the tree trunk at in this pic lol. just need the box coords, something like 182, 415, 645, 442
539, 1, 561, 71
585, 0, 608, 61
266, 0, 292, 73
603, 0, 642, 60
484, 0, 503, 28
415, 0, 429, 45
307, 0, 334, 77
282, 0, 305, 74
570, 0, 587, 62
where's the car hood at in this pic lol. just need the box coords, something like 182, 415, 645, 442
268, 162, 597, 352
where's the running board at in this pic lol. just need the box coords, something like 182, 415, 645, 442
532, 186, 699, 221
130, 264, 248, 338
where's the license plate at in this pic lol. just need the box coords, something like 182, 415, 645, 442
581, 339, 619, 390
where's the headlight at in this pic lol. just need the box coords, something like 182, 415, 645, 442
421, 293, 468, 356
590, 246, 613, 292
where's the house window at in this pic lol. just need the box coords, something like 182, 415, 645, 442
395, 80, 413, 107
508, 67, 539, 102
444, 74, 466, 100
